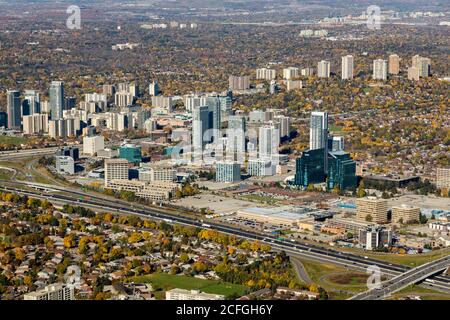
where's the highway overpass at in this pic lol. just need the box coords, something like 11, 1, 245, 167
350, 255, 450, 300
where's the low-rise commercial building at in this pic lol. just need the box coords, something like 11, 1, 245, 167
55, 156, 75, 175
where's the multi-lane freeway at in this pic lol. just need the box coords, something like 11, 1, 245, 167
350, 255, 450, 300
1, 183, 449, 298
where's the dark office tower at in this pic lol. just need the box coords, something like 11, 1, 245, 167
294, 148, 326, 187
49, 81, 64, 120
7, 90, 21, 130
327, 151, 357, 190
23, 90, 41, 115
0, 112, 7, 128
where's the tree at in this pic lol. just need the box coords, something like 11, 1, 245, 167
357, 181, 366, 198
365, 214, 373, 222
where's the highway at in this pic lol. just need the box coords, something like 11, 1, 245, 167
1, 182, 449, 297
350, 255, 450, 300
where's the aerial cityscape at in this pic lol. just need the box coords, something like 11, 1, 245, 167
0, 0, 449, 305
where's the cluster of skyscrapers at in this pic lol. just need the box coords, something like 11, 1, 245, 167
294, 111, 357, 191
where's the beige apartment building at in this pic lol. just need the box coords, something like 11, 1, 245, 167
392, 204, 420, 224
388, 54, 400, 75
356, 197, 388, 223
436, 167, 450, 189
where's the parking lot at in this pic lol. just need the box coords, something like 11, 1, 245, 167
171, 193, 258, 214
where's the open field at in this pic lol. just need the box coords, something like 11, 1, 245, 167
388, 284, 450, 300
299, 258, 370, 299
0, 136, 27, 146
127, 273, 248, 298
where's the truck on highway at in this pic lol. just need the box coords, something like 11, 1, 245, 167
201, 223, 211, 228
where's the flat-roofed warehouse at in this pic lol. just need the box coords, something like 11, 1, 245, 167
236, 206, 323, 227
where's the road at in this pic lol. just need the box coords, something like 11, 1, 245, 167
350, 255, 450, 300
291, 257, 313, 285
1, 183, 449, 298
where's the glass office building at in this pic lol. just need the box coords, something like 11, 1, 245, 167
119, 144, 142, 164
294, 148, 326, 187
294, 149, 357, 190
327, 151, 357, 190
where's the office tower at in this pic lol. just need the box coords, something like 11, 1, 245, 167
391, 205, 420, 224
317, 60, 331, 78
226, 115, 246, 162
6, 90, 21, 130
119, 144, 142, 164
310, 111, 328, 150
341, 55, 354, 80
55, 156, 75, 175
57, 146, 79, 161
228, 76, 250, 91
149, 81, 159, 96
258, 125, 280, 159
407, 66, 420, 81
283, 67, 299, 80
373, 59, 387, 80
248, 158, 275, 176
256, 68, 276, 80
294, 149, 326, 187
412, 55, 431, 77
388, 54, 400, 75
356, 197, 388, 223
192, 105, 210, 154
23, 90, 40, 115
65, 97, 76, 110
83, 135, 105, 156
49, 81, 64, 120
327, 151, 357, 190
301, 67, 314, 76
359, 227, 392, 250
104, 159, 129, 187
329, 136, 344, 151
274, 115, 290, 138
216, 161, 241, 182
203, 97, 221, 132
0, 112, 7, 128
436, 167, 450, 189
